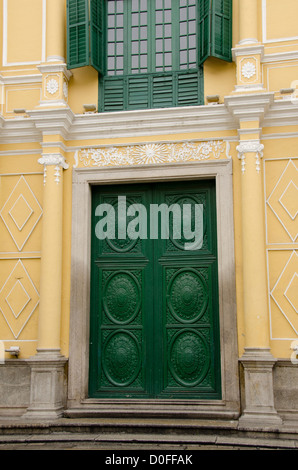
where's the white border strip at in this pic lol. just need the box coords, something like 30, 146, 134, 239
262, 0, 298, 44
3, 0, 46, 67
264, 158, 298, 245
266, 248, 298, 341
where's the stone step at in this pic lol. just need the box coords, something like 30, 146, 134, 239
0, 431, 297, 450
0, 418, 298, 449
0, 430, 297, 450
0, 417, 240, 440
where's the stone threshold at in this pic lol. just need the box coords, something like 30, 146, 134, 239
0, 416, 298, 448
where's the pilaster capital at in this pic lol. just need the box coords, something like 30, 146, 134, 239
38, 153, 69, 184
236, 140, 264, 174
38, 153, 69, 169
236, 140, 264, 157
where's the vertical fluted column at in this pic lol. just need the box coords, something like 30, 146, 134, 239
237, 135, 281, 427
46, 0, 66, 62
37, 154, 68, 352
239, 0, 259, 45
38, 0, 71, 108
233, 0, 264, 93
25, 154, 68, 419
237, 140, 269, 348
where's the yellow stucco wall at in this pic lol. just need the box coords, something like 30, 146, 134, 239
0, 0, 297, 364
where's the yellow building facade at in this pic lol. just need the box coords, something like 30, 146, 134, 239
0, 0, 298, 436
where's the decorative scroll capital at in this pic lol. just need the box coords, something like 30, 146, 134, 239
38, 154, 69, 185
38, 153, 69, 169
236, 141, 264, 174
237, 141, 264, 157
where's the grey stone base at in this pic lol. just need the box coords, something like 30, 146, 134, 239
24, 349, 67, 420
0, 360, 30, 416
239, 347, 282, 428
3, 351, 298, 427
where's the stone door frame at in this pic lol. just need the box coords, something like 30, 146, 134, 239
66, 158, 240, 419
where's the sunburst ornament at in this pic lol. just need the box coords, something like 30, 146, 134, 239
241, 61, 256, 79
63, 81, 68, 99
46, 78, 59, 95
133, 143, 169, 165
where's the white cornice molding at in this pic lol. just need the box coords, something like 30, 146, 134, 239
0, 117, 40, 143
41, 140, 68, 152
37, 63, 72, 80
234, 84, 265, 93
232, 44, 264, 61
225, 92, 274, 125
262, 50, 298, 63
26, 107, 74, 139
231, 44, 298, 64
238, 127, 262, 139
0, 74, 42, 85
68, 105, 235, 140
263, 99, 298, 127
0, 93, 297, 143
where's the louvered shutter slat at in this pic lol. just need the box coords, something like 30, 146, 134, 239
177, 71, 203, 107
90, 0, 105, 74
152, 75, 174, 109
198, 0, 211, 65
128, 76, 149, 110
211, 0, 232, 62
67, 0, 89, 69
102, 77, 126, 112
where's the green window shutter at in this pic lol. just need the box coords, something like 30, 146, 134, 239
67, 0, 90, 70
99, 1, 207, 112
100, 71, 204, 112
152, 75, 174, 109
211, 0, 232, 62
198, 0, 211, 66
101, 77, 126, 112
198, 0, 232, 65
177, 71, 203, 107
127, 76, 150, 110
90, 0, 105, 74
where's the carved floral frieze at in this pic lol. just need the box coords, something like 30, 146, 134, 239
74, 140, 231, 168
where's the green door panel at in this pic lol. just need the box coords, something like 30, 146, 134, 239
89, 186, 153, 397
89, 181, 221, 399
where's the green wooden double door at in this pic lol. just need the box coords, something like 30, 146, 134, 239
89, 180, 221, 399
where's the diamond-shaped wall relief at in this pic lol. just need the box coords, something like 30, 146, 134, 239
8, 194, 34, 231
5, 280, 31, 319
285, 272, 298, 315
267, 160, 298, 242
270, 251, 298, 336
0, 176, 42, 251
0, 260, 39, 339
279, 181, 298, 221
